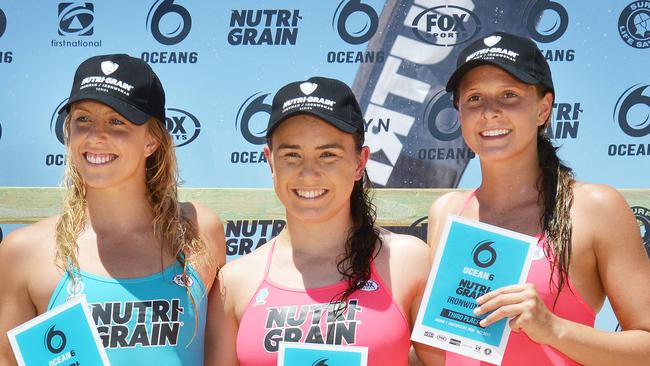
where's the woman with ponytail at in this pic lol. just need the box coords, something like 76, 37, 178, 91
426, 32, 650, 365
209, 77, 440, 365
0, 54, 225, 365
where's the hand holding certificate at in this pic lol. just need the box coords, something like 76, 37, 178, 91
7, 295, 110, 366
411, 215, 537, 365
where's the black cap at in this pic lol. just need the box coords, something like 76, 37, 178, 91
446, 32, 554, 94
59, 54, 165, 125
266, 76, 364, 138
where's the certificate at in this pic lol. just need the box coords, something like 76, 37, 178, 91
277, 342, 368, 366
412, 215, 537, 365
8, 295, 110, 366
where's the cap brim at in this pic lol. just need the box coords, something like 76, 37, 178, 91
266, 109, 359, 138
445, 59, 539, 93
58, 91, 151, 125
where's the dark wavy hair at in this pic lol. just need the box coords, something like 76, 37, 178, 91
534, 85, 576, 307
267, 128, 382, 309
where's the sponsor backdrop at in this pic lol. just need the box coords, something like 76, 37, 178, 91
0, 0, 648, 333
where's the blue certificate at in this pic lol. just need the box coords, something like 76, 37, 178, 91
277, 342, 368, 366
8, 295, 110, 366
412, 215, 536, 365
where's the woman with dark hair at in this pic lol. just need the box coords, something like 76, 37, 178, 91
0, 54, 225, 365
427, 32, 650, 365
208, 77, 439, 365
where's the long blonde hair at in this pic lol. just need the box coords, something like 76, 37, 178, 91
55, 112, 211, 321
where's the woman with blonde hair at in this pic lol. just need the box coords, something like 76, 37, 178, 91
0, 54, 225, 365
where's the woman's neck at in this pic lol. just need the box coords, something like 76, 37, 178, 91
478, 151, 542, 209
84, 183, 155, 235
279, 210, 354, 261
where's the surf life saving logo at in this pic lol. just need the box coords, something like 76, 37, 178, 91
254, 287, 270, 306
618, 1, 650, 49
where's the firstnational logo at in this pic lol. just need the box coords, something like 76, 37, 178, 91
58, 2, 94, 36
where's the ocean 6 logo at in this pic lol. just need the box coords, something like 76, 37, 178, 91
472, 240, 497, 268
424, 90, 461, 141
147, 0, 192, 45
165, 108, 200, 147
618, 1, 650, 49
333, 0, 379, 44
51, 98, 68, 145
58, 3, 94, 36
633, 206, 650, 257
411, 5, 481, 46
45, 325, 67, 353
0, 8, 6, 38
614, 84, 650, 137
525, 0, 569, 43
237, 92, 272, 145
312, 359, 329, 366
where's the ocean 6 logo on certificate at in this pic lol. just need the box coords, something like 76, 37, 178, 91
525, 0, 569, 43
333, 0, 379, 44
45, 325, 67, 353
618, 1, 650, 49
472, 241, 497, 268
147, 0, 192, 45
411, 5, 481, 46
58, 3, 94, 36
632, 206, 650, 257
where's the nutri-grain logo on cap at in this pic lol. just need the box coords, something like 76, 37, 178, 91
100, 61, 118, 75
300, 82, 318, 95
466, 44, 519, 63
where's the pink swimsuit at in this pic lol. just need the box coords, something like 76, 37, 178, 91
447, 190, 596, 365
236, 239, 411, 366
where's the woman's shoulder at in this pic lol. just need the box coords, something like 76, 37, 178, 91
428, 189, 473, 219
0, 216, 59, 282
180, 201, 223, 231
572, 182, 631, 213
0, 216, 59, 255
377, 229, 431, 277
221, 241, 273, 289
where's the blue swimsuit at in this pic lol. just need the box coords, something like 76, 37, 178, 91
48, 262, 206, 365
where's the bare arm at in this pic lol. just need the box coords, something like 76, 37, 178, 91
476, 185, 650, 365
205, 265, 240, 366
0, 232, 38, 365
